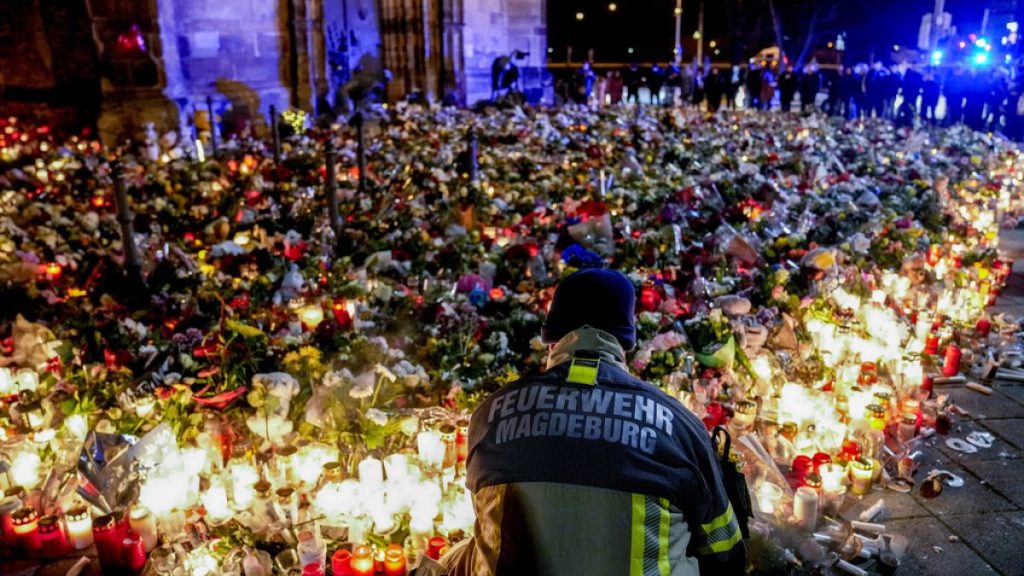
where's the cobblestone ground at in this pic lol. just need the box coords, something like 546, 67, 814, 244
5, 234, 1024, 576
836, 228, 1024, 576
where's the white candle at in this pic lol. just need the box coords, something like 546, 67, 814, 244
417, 430, 445, 471
65, 507, 94, 549
358, 457, 384, 490
793, 486, 819, 531
196, 140, 206, 163
201, 476, 231, 522
757, 482, 783, 514
231, 463, 260, 510
129, 506, 158, 551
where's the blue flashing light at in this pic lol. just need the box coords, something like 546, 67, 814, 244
973, 52, 990, 65
931, 50, 944, 64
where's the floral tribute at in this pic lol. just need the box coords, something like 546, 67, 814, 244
0, 106, 1021, 574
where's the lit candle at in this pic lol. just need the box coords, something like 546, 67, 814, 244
92, 513, 124, 569
129, 506, 158, 552
350, 544, 374, 576
231, 462, 260, 510
0, 488, 25, 547
11, 506, 41, 552
383, 542, 407, 576
793, 486, 819, 531
943, 343, 961, 377
299, 303, 325, 330
757, 482, 783, 514
201, 476, 232, 523
38, 514, 67, 559
417, 430, 445, 471
848, 458, 874, 496
297, 529, 327, 569
427, 535, 447, 560
66, 506, 94, 549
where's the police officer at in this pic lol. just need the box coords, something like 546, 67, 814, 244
439, 269, 746, 576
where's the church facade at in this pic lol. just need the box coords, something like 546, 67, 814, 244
0, 0, 547, 142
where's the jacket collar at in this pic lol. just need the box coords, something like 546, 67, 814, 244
545, 326, 628, 372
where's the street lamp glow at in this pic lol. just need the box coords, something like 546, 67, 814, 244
608, 3, 617, 11
693, 31, 701, 39
575, 11, 584, 20
893, 44, 900, 51
628, 47, 634, 54
709, 40, 717, 48
674, 7, 682, 16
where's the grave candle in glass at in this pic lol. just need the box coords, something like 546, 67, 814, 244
383, 542, 407, 576
331, 549, 355, 576
122, 532, 147, 572
129, 506, 158, 552
12, 506, 41, 552
350, 544, 374, 576
38, 514, 67, 559
66, 506, 93, 549
93, 513, 124, 569
848, 458, 874, 495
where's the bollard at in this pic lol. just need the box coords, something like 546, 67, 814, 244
270, 104, 281, 163
467, 128, 479, 182
207, 96, 218, 157
325, 138, 340, 254
111, 162, 146, 297
351, 112, 367, 194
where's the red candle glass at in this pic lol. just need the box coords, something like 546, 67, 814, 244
924, 334, 939, 355
812, 452, 832, 473
93, 513, 123, 569
11, 506, 41, 552
427, 535, 447, 560
331, 549, 355, 576
1, 486, 27, 547
976, 318, 991, 337
302, 563, 325, 576
790, 455, 813, 480
38, 514, 67, 559
943, 343, 962, 377
122, 533, 147, 572
383, 542, 407, 576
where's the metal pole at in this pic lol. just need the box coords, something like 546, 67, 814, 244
325, 138, 340, 252
270, 104, 281, 163
674, 0, 683, 66
352, 112, 367, 194
206, 96, 218, 157
467, 128, 479, 182
930, 0, 945, 53
112, 162, 146, 294
696, 1, 704, 67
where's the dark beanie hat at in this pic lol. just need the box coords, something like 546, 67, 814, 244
541, 269, 637, 350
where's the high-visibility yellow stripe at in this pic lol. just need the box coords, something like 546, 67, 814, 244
567, 357, 600, 385
697, 527, 743, 555
630, 493, 646, 576
701, 503, 735, 533
658, 498, 671, 576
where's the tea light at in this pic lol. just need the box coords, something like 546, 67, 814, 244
848, 458, 874, 496
299, 303, 325, 330
793, 486, 819, 531
731, 400, 757, 431
12, 506, 41, 551
66, 506, 94, 549
383, 542, 407, 576
757, 482, 783, 514
350, 544, 374, 576
231, 462, 260, 510
201, 476, 232, 523
129, 506, 158, 551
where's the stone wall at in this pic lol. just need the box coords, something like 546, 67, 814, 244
463, 0, 546, 104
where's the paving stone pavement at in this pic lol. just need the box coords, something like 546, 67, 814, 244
853, 228, 1024, 576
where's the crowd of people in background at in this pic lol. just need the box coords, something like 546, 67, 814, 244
560, 59, 1024, 140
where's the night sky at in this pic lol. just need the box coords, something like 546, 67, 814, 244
548, 0, 1002, 64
